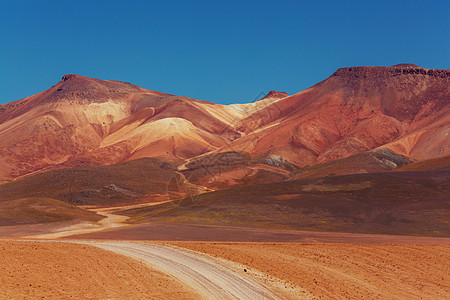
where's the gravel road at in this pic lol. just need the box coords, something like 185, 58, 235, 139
78, 241, 279, 300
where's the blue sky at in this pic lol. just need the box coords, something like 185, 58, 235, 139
1, 0, 449, 105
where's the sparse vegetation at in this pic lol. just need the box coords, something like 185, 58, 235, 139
0, 197, 102, 225
121, 168, 450, 237
0, 158, 183, 207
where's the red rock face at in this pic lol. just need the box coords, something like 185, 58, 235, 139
0, 65, 448, 181
229, 65, 450, 166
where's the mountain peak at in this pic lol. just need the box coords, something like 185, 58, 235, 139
258, 91, 289, 101
37, 73, 147, 105
61, 74, 84, 81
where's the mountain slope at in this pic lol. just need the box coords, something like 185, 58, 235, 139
0, 158, 195, 207
294, 148, 414, 180
0, 75, 268, 180
223, 64, 449, 167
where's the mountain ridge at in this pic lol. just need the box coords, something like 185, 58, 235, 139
0, 64, 448, 183
332, 64, 450, 79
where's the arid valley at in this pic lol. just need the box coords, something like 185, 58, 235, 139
0, 62, 449, 299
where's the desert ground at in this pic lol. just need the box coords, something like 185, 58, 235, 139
0, 241, 198, 300
1, 206, 450, 299
1, 239, 449, 299
1, 198, 449, 299
169, 242, 450, 299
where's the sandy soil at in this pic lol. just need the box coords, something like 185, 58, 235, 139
171, 242, 450, 300
2, 239, 449, 299
80, 201, 171, 212
0, 241, 197, 300
0, 222, 81, 238
23, 211, 129, 239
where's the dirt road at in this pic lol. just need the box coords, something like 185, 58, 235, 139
76, 241, 279, 299
22, 211, 129, 239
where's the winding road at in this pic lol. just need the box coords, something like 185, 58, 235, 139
11, 207, 281, 298
75, 241, 279, 300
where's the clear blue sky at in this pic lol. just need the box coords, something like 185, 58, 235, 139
1, 0, 449, 105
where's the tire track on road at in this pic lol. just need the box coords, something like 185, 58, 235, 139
78, 241, 279, 300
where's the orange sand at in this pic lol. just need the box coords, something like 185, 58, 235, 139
172, 242, 450, 299
0, 241, 197, 299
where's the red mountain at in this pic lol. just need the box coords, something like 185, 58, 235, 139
0, 75, 250, 180
0, 64, 448, 185
224, 64, 449, 167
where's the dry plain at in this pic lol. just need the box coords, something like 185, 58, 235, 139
170, 242, 450, 299
0, 241, 197, 300
1, 238, 449, 299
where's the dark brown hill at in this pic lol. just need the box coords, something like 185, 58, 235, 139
121, 168, 450, 237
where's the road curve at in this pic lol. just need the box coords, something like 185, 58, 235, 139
76, 241, 279, 300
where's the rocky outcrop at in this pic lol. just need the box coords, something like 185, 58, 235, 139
258, 91, 289, 101
332, 64, 450, 79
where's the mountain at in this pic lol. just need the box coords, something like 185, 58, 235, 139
0, 64, 448, 193
0, 74, 279, 181
222, 64, 449, 167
